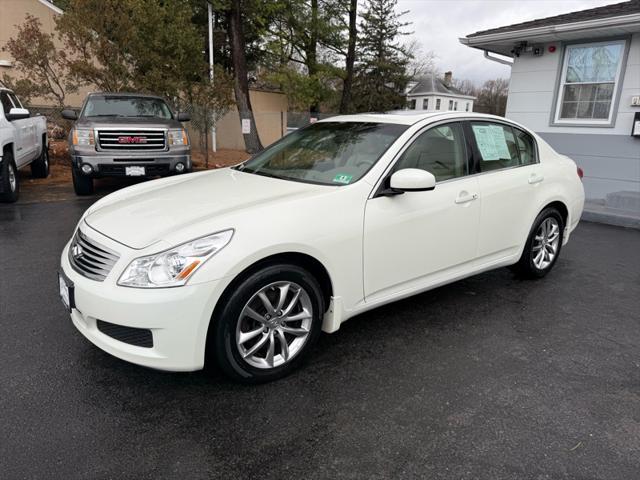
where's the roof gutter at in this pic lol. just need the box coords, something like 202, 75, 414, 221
462, 12, 640, 46
483, 51, 513, 66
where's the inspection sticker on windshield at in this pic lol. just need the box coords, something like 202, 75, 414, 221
333, 174, 353, 184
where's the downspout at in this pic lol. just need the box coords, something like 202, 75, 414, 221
484, 50, 513, 66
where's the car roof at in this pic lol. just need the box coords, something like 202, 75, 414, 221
317, 111, 515, 126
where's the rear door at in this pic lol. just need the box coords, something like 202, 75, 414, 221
466, 121, 543, 264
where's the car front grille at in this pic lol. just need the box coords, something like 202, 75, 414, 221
97, 164, 171, 177
68, 229, 120, 282
97, 320, 153, 348
97, 129, 166, 151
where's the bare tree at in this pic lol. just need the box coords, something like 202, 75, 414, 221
1, 14, 77, 107
226, 0, 263, 152
339, 0, 357, 114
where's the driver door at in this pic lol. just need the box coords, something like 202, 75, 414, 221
363, 122, 480, 302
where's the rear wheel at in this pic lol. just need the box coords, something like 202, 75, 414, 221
211, 264, 324, 383
0, 153, 19, 203
30, 141, 49, 178
512, 207, 564, 278
72, 167, 94, 195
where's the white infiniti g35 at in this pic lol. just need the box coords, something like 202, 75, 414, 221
59, 112, 584, 383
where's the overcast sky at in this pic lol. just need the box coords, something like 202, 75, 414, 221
397, 0, 625, 84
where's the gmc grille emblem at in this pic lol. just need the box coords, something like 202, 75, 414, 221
118, 136, 147, 144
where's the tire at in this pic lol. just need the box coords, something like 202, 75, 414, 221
72, 167, 94, 195
30, 141, 49, 178
0, 153, 19, 203
211, 264, 325, 384
512, 207, 564, 279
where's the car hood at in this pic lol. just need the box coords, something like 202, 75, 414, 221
75, 116, 183, 129
84, 168, 329, 249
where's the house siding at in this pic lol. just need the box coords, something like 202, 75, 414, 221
505, 33, 640, 200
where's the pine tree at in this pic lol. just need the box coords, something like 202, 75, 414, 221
351, 0, 412, 112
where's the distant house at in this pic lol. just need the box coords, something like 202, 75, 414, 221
406, 72, 475, 113
460, 0, 640, 218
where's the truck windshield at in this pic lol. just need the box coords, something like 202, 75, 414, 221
82, 96, 173, 119
237, 122, 408, 186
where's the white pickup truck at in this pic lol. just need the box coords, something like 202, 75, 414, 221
0, 87, 49, 203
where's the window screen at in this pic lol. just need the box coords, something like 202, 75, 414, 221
394, 123, 468, 181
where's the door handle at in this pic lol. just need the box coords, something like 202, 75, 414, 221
455, 192, 478, 204
528, 174, 544, 185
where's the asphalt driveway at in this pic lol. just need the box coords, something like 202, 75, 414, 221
1, 198, 639, 480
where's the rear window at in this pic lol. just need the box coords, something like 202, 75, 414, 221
470, 122, 536, 172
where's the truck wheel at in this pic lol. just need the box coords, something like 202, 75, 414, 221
0, 153, 19, 203
30, 141, 50, 178
72, 167, 94, 195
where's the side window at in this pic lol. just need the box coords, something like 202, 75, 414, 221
8, 93, 23, 108
470, 122, 521, 172
394, 122, 468, 182
513, 128, 537, 165
1, 92, 14, 115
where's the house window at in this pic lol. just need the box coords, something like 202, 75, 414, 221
422, 98, 428, 110
465, 102, 470, 112
436, 99, 441, 110
454, 101, 458, 111
408, 99, 416, 110
554, 40, 626, 124
448, 100, 454, 110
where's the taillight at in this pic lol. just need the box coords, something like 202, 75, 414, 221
577, 166, 584, 180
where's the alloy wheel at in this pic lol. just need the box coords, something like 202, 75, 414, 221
236, 281, 313, 369
532, 217, 560, 270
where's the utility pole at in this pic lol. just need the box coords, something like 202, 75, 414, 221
207, 1, 217, 152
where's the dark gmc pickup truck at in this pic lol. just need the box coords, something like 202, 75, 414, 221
62, 92, 192, 195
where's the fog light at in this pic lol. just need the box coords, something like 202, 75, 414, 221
81, 164, 93, 175
175, 162, 185, 173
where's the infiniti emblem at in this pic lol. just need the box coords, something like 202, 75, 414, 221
72, 243, 83, 258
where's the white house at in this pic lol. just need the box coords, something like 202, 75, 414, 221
406, 72, 476, 113
461, 0, 640, 224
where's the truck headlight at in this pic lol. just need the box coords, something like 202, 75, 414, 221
168, 128, 189, 146
72, 128, 94, 146
118, 230, 233, 288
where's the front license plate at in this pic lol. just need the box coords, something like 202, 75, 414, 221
58, 272, 75, 312
125, 166, 146, 176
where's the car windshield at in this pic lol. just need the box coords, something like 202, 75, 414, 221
237, 122, 408, 186
82, 96, 173, 119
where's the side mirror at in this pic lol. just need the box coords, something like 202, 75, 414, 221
6, 107, 30, 121
176, 112, 191, 122
61, 109, 78, 121
389, 168, 436, 192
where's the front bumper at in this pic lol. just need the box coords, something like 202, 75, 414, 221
72, 153, 191, 178
59, 229, 226, 372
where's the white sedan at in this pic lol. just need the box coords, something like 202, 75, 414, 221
59, 112, 584, 383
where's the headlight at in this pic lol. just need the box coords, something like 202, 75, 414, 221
118, 230, 233, 288
72, 128, 94, 146
168, 128, 189, 146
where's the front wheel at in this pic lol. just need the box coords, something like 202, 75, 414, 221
210, 264, 325, 383
72, 167, 94, 195
512, 207, 564, 278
